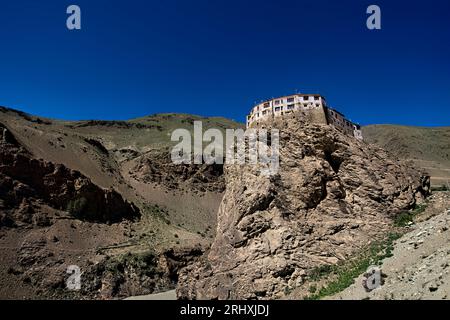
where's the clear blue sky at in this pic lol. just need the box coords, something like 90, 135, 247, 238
0, 0, 449, 126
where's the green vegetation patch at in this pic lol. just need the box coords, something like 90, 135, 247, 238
393, 202, 428, 227
142, 204, 171, 224
305, 233, 401, 300
304, 201, 430, 299
103, 250, 159, 278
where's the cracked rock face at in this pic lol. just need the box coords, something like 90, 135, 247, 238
177, 117, 430, 300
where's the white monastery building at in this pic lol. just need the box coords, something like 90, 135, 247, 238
246, 93, 363, 140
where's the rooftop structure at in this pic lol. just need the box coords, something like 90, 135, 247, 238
246, 93, 363, 140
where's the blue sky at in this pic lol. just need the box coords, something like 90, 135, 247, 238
0, 0, 449, 126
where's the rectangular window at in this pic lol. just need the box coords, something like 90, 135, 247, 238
314, 96, 320, 101
287, 97, 295, 103
264, 102, 270, 108
287, 104, 294, 110
274, 100, 280, 105
262, 110, 267, 115
303, 96, 309, 101
275, 107, 281, 112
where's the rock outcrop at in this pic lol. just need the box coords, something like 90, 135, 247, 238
131, 149, 225, 192
72, 246, 205, 299
177, 115, 430, 299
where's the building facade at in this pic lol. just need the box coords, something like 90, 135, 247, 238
246, 93, 363, 140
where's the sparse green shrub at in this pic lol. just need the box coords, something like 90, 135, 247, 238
309, 285, 317, 293
305, 233, 401, 300
393, 211, 413, 227
393, 202, 428, 227
308, 264, 335, 281
104, 251, 157, 277
144, 204, 171, 224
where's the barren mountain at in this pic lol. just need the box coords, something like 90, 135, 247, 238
363, 125, 450, 187
0, 106, 242, 299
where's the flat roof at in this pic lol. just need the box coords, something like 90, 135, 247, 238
253, 93, 325, 107
326, 106, 346, 118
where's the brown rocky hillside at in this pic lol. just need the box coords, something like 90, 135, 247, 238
0, 106, 242, 299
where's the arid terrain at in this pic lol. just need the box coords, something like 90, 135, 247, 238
1, 106, 449, 300
0, 106, 242, 299
330, 191, 450, 300
363, 125, 450, 187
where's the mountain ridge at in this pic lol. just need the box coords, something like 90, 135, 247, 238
363, 124, 450, 186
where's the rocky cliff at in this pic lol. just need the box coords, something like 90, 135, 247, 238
177, 115, 430, 299
130, 149, 225, 193
0, 122, 139, 226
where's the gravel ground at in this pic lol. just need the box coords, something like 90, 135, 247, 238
331, 199, 450, 300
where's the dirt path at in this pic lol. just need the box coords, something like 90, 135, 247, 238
331, 193, 450, 300
125, 290, 177, 300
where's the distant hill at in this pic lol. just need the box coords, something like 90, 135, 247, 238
362, 125, 450, 187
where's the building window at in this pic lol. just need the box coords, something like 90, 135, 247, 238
275, 107, 281, 112
274, 100, 280, 105
287, 104, 294, 110
262, 110, 267, 115
264, 102, 270, 108
287, 97, 294, 103
314, 96, 320, 101
303, 96, 309, 101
